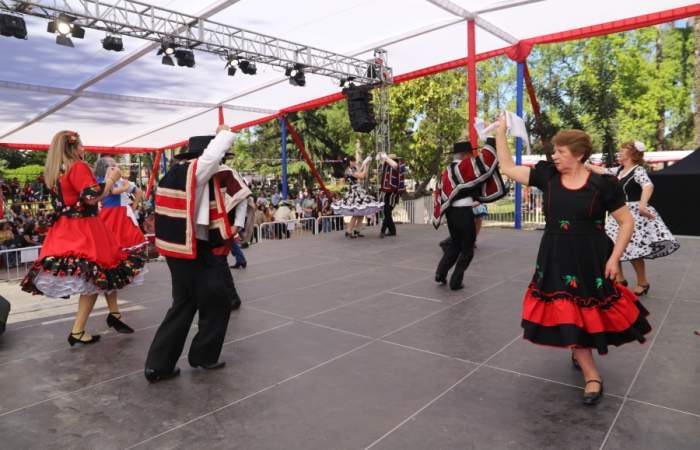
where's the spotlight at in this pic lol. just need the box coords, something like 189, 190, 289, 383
285, 64, 305, 87
238, 60, 257, 75
47, 14, 84, 47
157, 41, 177, 66
0, 13, 27, 40
225, 57, 237, 76
174, 49, 195, 68
102, 35, 123, 52
340, 76, 355, 88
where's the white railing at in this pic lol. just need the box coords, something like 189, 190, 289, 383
0, 245, 41, 281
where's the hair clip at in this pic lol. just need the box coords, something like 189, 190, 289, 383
633, 141, 646, 152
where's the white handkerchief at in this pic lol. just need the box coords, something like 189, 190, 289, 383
505, 111, 531, 154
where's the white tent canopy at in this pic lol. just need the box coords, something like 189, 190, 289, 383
0, 0, 698, 149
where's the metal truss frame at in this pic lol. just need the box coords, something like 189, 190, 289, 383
0, 0, 389, 84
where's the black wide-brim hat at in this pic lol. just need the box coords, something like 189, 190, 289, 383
174, 135, 232, 160
452, 141, 474, 154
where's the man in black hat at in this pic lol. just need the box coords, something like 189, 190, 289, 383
434, 138, 506, 290
144, 124, 236, 383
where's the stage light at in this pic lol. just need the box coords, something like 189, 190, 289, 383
174, 49, 195, 68
286, 64, 305, 87
238, 60, 257, 75
157, 41, 177, 66
0, 13, 27, 40
225, 56, 237, 76
47, 14, 84, 47
102, 35, 123, 52
340, 76, 355, 88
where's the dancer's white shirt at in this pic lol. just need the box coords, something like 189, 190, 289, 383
193, 130, 236, 240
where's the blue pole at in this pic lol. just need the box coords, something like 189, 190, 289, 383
280, 118, 288, 200
515, 62, 524, 230
161, 152, 168, 176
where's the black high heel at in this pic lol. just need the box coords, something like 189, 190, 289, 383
634, 283, 650, 296
345, 232, 356, 239
106, 313, 135, 334
353, 230, 365, 238
68, 331, 101, 346
618, 279, 628, 287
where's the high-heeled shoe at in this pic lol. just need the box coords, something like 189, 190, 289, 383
353, 230, 365, 238
345, 232, 356, 239
582, 379, 604, 406
68, 330, 101, 346
106, 312, 135, 334
618, 279, 629, 287
634, 283, 650, 296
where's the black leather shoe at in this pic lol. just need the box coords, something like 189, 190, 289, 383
230, 262, 247, 269
450, 284, 465, 291
144, 367, 181, 383
106, 313, 135, 334
582, 380, 604, 406
190, 361, 226, 370
68, 331, 100, 347
435, 274, 447, 285
231, 297, 241, 311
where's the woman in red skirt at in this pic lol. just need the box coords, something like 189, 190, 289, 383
494, 113, 650, 405
22, 131, 145, 346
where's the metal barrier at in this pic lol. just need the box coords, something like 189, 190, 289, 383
484, 185, 545, 227
316, 215, 346, 233
0, 245, 40, 281
258, 218, 318, 241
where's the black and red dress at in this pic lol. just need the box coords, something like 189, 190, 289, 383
521, 161, 651, 354
22, 161, 145, 297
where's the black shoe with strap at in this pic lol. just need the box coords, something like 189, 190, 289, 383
634, 283, 650, 296
106, 312, 135, 334
68, 330, 101, 347
582, 379, 604, 406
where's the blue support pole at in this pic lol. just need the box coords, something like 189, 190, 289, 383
515, 62, 524, 230
279, 118, 288, 200
161, 152, 168, 176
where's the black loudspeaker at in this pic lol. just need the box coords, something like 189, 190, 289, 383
343, 85, 376, 133
0, 295, 9, 335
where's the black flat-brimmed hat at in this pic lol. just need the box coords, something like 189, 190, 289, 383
452, 141, 474, 154
174, 135, 232, 160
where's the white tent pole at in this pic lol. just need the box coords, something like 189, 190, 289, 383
0, 0, 244, 141
425, 0, 519, 44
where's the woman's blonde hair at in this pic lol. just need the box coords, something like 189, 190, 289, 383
44, 130, 82, 188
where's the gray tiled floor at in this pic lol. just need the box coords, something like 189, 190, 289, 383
1, 225, 698, 449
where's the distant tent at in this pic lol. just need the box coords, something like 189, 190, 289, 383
649, 148, 700, 236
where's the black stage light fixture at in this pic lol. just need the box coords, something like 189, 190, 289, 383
238, 60, 257, 75
225, 55, 237, 76
157, 41, 177, 66
102, 35, 124, 51
47, 14, 84, 47
339, 76, 355, 88
343, 85, 376, 133
285, 64, 306, 87
174, 49, 195, 67
0, 13, 27, 40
